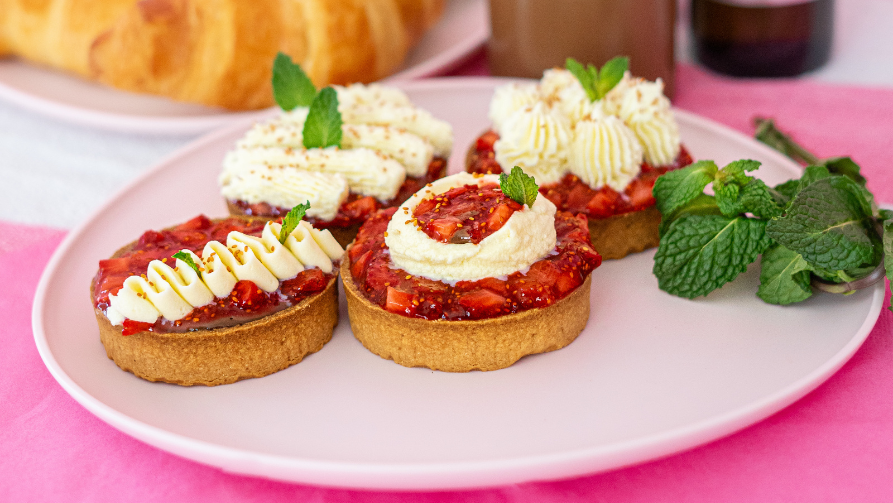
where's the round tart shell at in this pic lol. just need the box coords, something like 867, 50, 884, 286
465, 141, 661, 261
341, 258, 592, 373
92, 219, 339, 386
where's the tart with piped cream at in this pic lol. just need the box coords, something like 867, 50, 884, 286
91, 210, 344, 386
342, 170, 602, 372
466, 58, 693, 259
220, 58, 453, 247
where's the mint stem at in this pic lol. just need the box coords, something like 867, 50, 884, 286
753, 117, 821, 166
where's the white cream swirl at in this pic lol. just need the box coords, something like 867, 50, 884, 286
221, 83, 453, 215
493, 102, 572, 186
603, 73, 680, 166
105, 220, 344, 326
385, 173, 557, 282
568, 112, 644, 192
488, 67, 682, 189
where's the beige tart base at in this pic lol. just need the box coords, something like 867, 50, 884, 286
464, 143, 661, 261
92, 222, 339, 387
340, 258, 593, 373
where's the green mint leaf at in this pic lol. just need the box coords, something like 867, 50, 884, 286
653, 215, 771, 299
715, 178, 783, 219
653, 160, 719, 217
773, 179, 801, 202
172, 251, 201, 276
757, 244, 813, 305
302, 87, 342, 149
883, 215, 893, 312
499, 166, 539, 207
566, 58, 598, 102
279, 202, 311, 244
595, 56, 629, 99
798, 165, 832, 188
272, 52, 317, 111
771, 165, 831, 206
821, 157, 866, 186
766, 176, 876, 271
658, 194, 722, 237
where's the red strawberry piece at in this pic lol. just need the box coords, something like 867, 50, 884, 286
231, 280, 265, 309
586, 188, 622, 218
486, 203, 514, 233
626, 178, 656, 209
121, 319, 153, 336
385, 287, 417, 315
351, 249, 374, 281
176, 214, 212, 231
426, 218, 460, 243
343, 196, 380, 220
458, 289, 507, 318
281, 269, 327, 299
137, 230, 165, 247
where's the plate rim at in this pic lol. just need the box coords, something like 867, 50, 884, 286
31, 77, 886, 490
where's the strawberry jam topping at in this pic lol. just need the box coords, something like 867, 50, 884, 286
230, 157, 447, 230
91, 214, 336, 335
467, 130, 693, 219
411, 182, 523, 244
349, 207, 601, 321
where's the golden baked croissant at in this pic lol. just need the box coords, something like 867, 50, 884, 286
0, 0, 444, 110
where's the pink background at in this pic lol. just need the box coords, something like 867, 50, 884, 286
3, 55, 893, 501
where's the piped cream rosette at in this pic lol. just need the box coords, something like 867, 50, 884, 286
220, 84, 454, 222
385, 173, 557, 283
489, 69, 681, 191
105, 221, 344, 326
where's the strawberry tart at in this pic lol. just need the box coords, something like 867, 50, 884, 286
91, 211, 344, 386
342, 171, 602, 372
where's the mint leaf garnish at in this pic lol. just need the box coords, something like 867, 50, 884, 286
565, 56, 629, 102
653, 215, 771, 299
279, 202, 311, 244
822, 157, 866, 186
766, 176, 877, 271
658, 193, 722, 237
499, 166, 538, 207
713, 160, 783, 219
757, 244, 813, 305
596, 56, 629, 99
272, 52, 317, 111
653, 160, 718, 217
302, 87, 342, 149
173, 251, 201, 276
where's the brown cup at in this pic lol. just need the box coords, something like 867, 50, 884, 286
487, 0, 677, 98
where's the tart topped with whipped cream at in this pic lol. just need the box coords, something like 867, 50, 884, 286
221, 55, 453, 247
466, 58, 694, 259
342, 170, 601, 372
92, 207, 344, 386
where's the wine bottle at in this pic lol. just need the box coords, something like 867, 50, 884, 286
691, 0, 833, 77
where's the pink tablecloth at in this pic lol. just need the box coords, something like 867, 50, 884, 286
3, 57, 893, 502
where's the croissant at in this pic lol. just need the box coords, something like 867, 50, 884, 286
0, 0, 444, 110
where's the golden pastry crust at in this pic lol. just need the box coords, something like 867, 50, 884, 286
0, 0, 445, 110
341, 258, 592, 373
94, 277, 338, 386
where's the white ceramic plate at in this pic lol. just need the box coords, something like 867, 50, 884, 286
32, 78, 884, 490
0, 0, 487, 135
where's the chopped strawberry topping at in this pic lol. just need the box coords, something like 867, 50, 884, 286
414, 183, 522, 244
348, 208, 601, 321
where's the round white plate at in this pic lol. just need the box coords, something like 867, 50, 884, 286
32, 78, 884, 490
0, 0, 487, 135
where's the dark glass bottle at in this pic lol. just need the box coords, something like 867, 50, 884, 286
691, 0, 833, 77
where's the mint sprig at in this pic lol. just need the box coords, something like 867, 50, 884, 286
302, 87, 342, 149
173, 251, 202, 276
565, 56, 629, 102
272, 52, 317, 111
279, 202, 311, 244
653, 122, 889, 305
499, 166, 538, 207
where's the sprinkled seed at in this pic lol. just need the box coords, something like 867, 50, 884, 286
405, 275, 412, 280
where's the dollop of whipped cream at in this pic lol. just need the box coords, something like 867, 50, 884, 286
385, 173, 557, 282
220, 83, 454, 220
105, 220, 344, 326
490, 69, 681, 188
